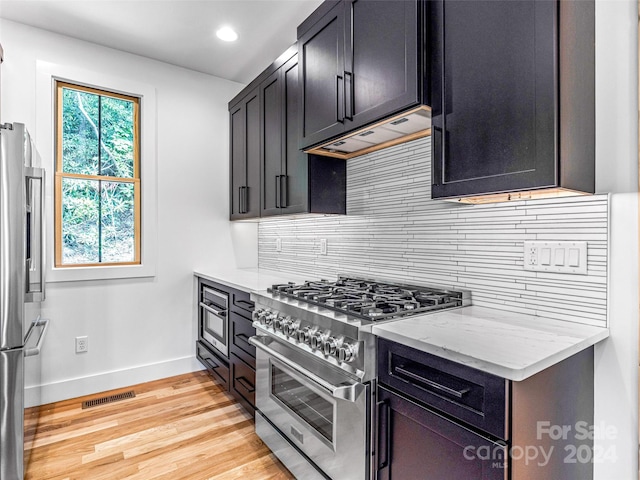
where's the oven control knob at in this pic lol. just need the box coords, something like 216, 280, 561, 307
297, 327, 311, 344
264, 313, 276, 327
338, 343, 357, 363
322, 337, 339, 356
255, 310, 269, 325
310, 332, 327, 350
272, 316, 283, 331
284, 319, 298, 337
278, 316, 292, 334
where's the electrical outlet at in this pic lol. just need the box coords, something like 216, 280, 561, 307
75, 336, 88, 353
320, 238, 327, 255
523, 241, 587, 274
275, 238, 282, 252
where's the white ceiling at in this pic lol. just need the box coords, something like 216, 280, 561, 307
0, 0, 324, 85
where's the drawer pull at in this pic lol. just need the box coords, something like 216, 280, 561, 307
235, 333, 251, 343
376, 400, 391, 471
235, 300, 254, 309
204, 358, 220, 370
395, 366, 470, 399
236, 376, 255, 393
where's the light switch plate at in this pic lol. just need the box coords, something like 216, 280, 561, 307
275, 238, 282, 252
320, 238, 327, 255
523, 241, 587, 274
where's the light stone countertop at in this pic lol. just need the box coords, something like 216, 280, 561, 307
193, 270, 609, 382
194, 268, 330, 293
372, 305, 609, 381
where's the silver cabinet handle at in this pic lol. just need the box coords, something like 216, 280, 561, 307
25, 166, 45, 303
249, 335, 364, 402
24, 318, 50, 357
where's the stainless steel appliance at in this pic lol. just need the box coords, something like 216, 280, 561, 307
250, 277, 470, 480
198, 283, 229, 358
0, 122, 49, 480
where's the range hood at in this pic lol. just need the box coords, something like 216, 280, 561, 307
304, 105, 431, 160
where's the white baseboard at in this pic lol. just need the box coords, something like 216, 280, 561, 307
25, 355, 204, 407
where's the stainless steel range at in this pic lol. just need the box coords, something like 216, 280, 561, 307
249, 276, 470, 480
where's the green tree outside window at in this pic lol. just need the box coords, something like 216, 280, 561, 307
55, 82, 140, 267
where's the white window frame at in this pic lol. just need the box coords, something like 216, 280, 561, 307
36, 61, 157, 282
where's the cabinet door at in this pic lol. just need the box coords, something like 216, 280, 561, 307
230, 353, 256, 414
376, 386, 506, 480
430, 0, 557, 199
229, 88, 260, 219
345, 0, 420, 130
229, 102, 246, 218
298, 1, 346, 149
281, 56, 308, 215
260, 70, 282, 216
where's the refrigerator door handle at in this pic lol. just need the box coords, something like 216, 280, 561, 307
24, 318, 49, 357
25, 166, 45, 303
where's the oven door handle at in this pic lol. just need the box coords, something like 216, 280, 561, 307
200, 302, 227, 318
249, 335, 364, 403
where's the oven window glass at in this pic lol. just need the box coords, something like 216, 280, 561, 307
271, 365, 334, 442
204, 310, 224, 341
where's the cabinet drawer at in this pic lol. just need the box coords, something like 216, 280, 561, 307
378, 338, 507, 440
231, 353, 256, 414
376, 385, 506, 480
197, 341, 229, 390
231, 289, 254, 315
230, 311, 256, 368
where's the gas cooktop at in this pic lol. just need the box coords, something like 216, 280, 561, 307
268, 276, 470, 321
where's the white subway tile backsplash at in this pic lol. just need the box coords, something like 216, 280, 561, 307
258, 137, 608, 327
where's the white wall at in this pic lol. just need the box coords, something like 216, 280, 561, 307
0, 19, 258, 405
594, 1, 638, 479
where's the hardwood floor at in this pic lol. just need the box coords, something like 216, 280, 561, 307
24, 371, 294, 480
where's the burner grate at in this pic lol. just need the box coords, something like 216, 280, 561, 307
270, 277, 466, 321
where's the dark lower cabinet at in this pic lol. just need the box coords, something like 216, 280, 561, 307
230, 311, 256, 368
430, 0, 595, 199
230, 353, 256, 414
195, 276, 256, 416
377, 338, 595, 480
229, 310, 257, 414
377, 386, 506, 480
197, 342, 229, 390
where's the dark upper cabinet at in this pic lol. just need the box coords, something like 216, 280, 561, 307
260, 70, 281, 216
298, 0, 426, 150
229, 47, 346, 220
229, 88, 260, 219
297, 1, 346, 149
261, 55, 309, 216
430, 0, 595, 199
346, 0, 421, 130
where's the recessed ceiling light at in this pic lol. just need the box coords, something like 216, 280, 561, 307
216, 26, 238, 42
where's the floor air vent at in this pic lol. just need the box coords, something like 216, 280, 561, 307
82, 390, 135, 409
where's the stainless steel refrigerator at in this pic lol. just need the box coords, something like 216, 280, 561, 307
0, 122, 49, 479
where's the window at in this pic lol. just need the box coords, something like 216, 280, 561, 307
55, 81, 141, 267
